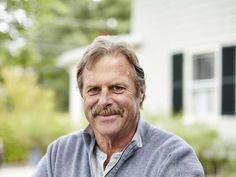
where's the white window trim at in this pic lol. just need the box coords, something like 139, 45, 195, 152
184, 45, 221, 123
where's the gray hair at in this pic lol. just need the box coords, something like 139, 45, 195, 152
76, 35, 146, 106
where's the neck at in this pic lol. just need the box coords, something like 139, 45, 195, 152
94, 124, 138, 162
94, 126, 137, 169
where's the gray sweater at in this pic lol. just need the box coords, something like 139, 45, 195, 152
32, 119, 204, 177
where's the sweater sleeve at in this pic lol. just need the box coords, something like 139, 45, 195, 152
157, 138, 204, 177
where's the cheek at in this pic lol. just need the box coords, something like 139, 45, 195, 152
117, 96, 140, 113
83, 97, 96, 114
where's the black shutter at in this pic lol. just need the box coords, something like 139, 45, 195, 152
221, 46, 236, 115
172, 53, 183, 113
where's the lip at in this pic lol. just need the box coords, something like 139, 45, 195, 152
95, 114, 119, 122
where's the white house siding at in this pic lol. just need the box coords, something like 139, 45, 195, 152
131, 0, 236, 111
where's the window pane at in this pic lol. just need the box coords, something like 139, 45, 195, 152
192, 89, 214, 115
193, 53, 214, 80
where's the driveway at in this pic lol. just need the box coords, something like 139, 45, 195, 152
0, 165, 35, 177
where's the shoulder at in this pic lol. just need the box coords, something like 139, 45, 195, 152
47, 130, 85, 155
141, 120, 199, 160
139, 119, 180, 146
140, 119, 191, 149
32, 130, 87, 177
139, 119, 204, 176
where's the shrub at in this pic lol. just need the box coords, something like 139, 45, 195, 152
0, 67, 72, 163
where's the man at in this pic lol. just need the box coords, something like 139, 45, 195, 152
32, 36, 204, 177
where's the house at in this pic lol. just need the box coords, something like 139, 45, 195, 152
57, 0, 236, 138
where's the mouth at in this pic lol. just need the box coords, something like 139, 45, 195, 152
95, 114, 119, 122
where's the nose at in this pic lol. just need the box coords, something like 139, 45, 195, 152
97, 88, 111, 107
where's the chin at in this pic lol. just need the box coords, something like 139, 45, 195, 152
99, 127, 120, 136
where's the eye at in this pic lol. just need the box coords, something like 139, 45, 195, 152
111, 85, 125, 94
87, 87, 100, 96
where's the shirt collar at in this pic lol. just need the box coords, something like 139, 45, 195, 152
131, 119, 143, 147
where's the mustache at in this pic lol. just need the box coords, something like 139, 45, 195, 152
91, 105, 124, 117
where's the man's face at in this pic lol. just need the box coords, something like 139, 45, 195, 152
82, 54, 143, 138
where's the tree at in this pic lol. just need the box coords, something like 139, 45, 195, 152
31, 0, 131, 57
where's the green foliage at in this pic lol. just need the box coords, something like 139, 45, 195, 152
2, 44, 40, 67
142, 112, 236, 176
0, 67, 72, 162
31, 0, 131, 57
202, 139, 236, 176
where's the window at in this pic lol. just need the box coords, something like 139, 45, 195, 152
193, 53, 214, 80
191, 52, 215, 116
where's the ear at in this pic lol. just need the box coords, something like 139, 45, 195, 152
139, 87, 145, 107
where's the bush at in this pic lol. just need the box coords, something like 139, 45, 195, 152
0, 112, 71, 162
0, 67, 72, 163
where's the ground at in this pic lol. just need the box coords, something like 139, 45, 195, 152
0, 165, 34, 177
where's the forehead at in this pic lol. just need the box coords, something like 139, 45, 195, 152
82, 54, 135, 83
87, 54, 132, 71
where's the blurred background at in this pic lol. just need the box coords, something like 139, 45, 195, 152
0, 0, 236, 177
